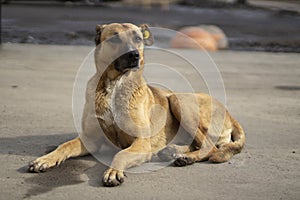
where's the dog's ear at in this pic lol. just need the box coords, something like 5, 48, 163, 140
95, 24, 106, 46
140, 24, 154, 46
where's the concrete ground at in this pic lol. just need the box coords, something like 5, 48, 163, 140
0, 43, 299, 199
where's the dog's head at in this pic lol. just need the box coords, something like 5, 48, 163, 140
94, 23, 154, 74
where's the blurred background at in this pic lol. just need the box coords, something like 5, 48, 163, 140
2, 0, 300, 52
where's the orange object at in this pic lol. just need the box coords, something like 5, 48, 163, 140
170, 27, 223, 51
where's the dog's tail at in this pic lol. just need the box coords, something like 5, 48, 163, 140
209, 118, 245, 163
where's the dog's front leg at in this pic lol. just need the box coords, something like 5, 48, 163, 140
103, 138, 152, 187
28, 137, 89, 172
29, 89, 103, 172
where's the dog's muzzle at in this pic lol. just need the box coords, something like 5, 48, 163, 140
114, 50, 140, 72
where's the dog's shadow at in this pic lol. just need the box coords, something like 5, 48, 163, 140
0, 133, 107, 198
19, 158, 107, 198
20, 158, 106, 198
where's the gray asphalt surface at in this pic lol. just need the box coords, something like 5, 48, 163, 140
2, 3, 300, 52
0, 43, 299, 199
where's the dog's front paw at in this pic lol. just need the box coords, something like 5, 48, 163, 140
173, 154, 195, 167
103, 168, 126, 187
28, 155, 62, 173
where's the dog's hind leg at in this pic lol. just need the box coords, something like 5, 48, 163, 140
208, 118, 245, 163
28, 137, 90, 172
172, 129, 219, 167
167, 94, 219, 166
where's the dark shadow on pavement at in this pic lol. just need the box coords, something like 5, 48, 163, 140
0, 133, 108, 197
19, 158, 107, 198
0, 133, 76, 157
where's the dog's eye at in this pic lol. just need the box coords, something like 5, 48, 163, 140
108, 36, 122, 44
134, 36, 142, 43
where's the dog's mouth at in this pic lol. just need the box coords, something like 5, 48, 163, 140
114, 61, 140, 72
126, 62, 140, 72
113, 50, 140, 73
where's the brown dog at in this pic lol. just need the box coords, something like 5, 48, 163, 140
28, 23, 245, 187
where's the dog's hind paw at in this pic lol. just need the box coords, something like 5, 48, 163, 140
173, 154, 195, 167
157, 146, 177, 161
103, 168, 126, 187
158, 144, 190, 162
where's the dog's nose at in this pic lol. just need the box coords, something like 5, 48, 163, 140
128, 50, 139, 61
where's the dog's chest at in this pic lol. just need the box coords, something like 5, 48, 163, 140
95, 76, 127, 127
